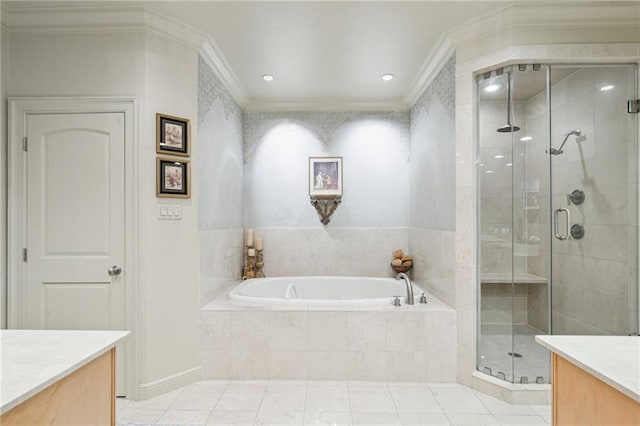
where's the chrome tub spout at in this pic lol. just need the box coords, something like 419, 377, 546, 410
395, 272, 414, 305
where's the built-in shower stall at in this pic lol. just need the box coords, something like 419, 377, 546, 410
476, 63, 639, 384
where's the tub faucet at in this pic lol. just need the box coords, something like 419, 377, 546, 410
395, 272, 414, 305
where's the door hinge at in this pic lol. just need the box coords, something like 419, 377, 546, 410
628, 99, 640, 114
23, 248, 27, 262
22, 137, 28, 152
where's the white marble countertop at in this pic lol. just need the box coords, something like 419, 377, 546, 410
1, 330, 129, 414
535, 335, 640, 402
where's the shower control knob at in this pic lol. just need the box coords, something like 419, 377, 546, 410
568, 189, 585, 205
570, 224, 585, 240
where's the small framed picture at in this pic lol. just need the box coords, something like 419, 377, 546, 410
309, 156, 343, 198
156, 113, 190, 156
157, 157, 190, 198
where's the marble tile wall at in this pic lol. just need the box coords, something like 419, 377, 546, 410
200, 228, 244, 304
200, 307, 457, 382
253, 228, 408, 278
409, 228, 456, 307
528, 66, 638, 336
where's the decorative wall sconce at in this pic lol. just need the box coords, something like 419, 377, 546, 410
309, 156, 343, 226
310, 196, 342, 225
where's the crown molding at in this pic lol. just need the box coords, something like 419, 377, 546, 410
2, 3, 207, 49
143, 8, 206, 49
447, 2, 640, 48
3, 3, 147, 34
243, 100, 408, 113
199, 38, 249, 109
404, 35, 454, 108
3, 1, 639, 111
3, 2, 249, 108
403, 1, 640, 107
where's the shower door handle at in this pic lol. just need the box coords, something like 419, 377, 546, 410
554, 208, 570, 240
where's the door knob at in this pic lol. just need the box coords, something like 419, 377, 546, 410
108, 265, 122, 277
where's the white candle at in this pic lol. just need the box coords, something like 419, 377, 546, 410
246, 229, 254, 246
255, 238, 263, 251
248, 248, 255, 257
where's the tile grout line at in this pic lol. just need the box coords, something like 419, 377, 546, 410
209, 379, 233, 422
384, 381, 402, 422
426, 383, 461, 425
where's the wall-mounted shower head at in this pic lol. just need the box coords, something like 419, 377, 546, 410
549, 129, 581, 155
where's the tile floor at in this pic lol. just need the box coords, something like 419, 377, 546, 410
117, 380, 551, 425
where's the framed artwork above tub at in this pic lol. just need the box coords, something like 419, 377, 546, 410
309, 156, 343, 198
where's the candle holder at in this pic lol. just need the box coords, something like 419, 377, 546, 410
255, 249, 265, 278
243, 248, 256, 279
242, 241, 265, 279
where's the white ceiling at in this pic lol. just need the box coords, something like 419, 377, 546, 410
143, 1, 506, 106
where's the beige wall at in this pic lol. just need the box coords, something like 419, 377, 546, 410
5, 28, 201, 398
139, 31, 200, 396
0, 14, 7, 329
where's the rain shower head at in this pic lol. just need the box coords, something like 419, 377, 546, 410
496, 73, 520, 133
497, 124, 521, 133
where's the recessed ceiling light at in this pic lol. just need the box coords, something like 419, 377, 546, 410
382, 74, 394, 81
600, 84, 614, 91
520, 136, 533, 141
485, 170, 494, 174
484, 83, 501, 93
506, 163, 513, 167
494, 155, 504, 159
262, 74, 274, 82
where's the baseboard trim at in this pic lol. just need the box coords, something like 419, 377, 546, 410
138, 366, 201, 400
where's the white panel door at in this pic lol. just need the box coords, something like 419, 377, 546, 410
25, 112, 126, 395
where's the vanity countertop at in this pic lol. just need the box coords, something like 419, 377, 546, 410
0, 329, 129, 414
535, 335, 640, 402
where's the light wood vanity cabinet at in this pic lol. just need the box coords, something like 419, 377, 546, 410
537, 336, 640, 426
0, 330, 128, 426
0, 349, 116, 426
552, 353, 639, 426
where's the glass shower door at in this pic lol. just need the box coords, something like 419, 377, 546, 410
549, 64, 639, 337
477, 69, 516, 382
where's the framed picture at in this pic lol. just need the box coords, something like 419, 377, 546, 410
309, 156, 343, 197
156, 113, 190, 156
157, 157, 190, 198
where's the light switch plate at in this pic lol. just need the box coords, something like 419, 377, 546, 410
158, 203, 182, 220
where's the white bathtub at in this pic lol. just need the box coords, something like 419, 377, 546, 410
228, 276, 418, 307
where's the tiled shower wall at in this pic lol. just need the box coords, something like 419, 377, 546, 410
479, 65, 639, 336
532, 66, 639, 335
